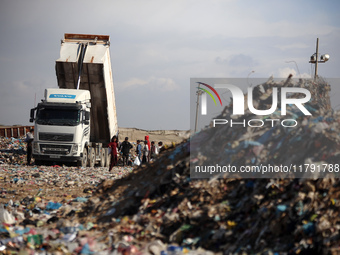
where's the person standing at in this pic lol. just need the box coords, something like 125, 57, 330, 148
25, 128, 34, 165
158, 141, 165, 154
142, 140, 149, 164
136, 140, 142, 163
108, 135, 118, 172
119, 137, 133, 166
150, 141, 159, 161
145, 135, 151, 162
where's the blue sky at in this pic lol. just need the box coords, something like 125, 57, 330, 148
0, 0, 339, 130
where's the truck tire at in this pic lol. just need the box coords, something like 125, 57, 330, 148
88, 147, 96, 167
100, 148, 105, 167
34, 160, 42, 166
78, 147, 88, 167
105, 148, 111, 167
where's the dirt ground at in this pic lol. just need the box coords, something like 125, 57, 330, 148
117, 127, 190, 145
0, 165, 131, 205
0, 127, 189, 205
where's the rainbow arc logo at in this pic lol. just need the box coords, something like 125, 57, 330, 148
197, 82, 223, 115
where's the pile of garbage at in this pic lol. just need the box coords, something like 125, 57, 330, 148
0, 163, 135, 254
191, 76, 339, 179
0, 137, 26, 165
74, 77, 338, 254
0, 77, 339, 254
76, 143, 339, 254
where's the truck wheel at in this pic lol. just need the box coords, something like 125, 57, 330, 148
79, 147, 88, 167
88, 148, 96, 167
105, 148, 111, 167
100, 148, 105, 167
34, 160, 42, 166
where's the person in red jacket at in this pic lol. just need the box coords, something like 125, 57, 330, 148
108, 135, 118, 171
145, 135, 151, 162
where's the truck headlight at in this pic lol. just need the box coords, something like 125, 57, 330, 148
33, 142, 39, 153
72, 144, 79, 154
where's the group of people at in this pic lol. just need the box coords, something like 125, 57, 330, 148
108, 135, 130, 171
24, 129, 164, 171
135, 136, 163, 164
108, 135, 164, 172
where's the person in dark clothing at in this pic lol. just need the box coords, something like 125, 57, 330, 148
150, 141, 158, 160
136, 140, 142, 163
108, 135, 118, 171
25, 128, 34, 165
119, 137, 133, 166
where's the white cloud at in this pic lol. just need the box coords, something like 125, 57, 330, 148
277, 67, 311, 79
119, 76, 180, 91
216, 54, 257, 67
1, 0, 340, 129
275, 43, 309, 51
278, 67, 296, 78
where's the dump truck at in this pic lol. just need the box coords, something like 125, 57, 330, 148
30, 33, 118, 167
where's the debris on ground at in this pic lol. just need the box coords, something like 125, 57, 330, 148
0, 77, 339, 254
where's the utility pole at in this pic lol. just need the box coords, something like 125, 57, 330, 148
194, 83, 203, 133
314, 38, 319, 80
309, 38, 330, 80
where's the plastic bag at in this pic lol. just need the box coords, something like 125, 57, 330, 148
46, 202, 62, 210
134, 156, 141, 166
0, 204, 16, 224
108, 147, 112, 155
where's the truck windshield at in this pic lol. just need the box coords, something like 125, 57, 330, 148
36, 108, 80, 126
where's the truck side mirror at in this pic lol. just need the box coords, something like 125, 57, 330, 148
85, 111, 90, 120
30, 108, 36, 123
84, 111, 90, 125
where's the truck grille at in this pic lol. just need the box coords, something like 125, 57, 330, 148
40, 144, 72, 155
39, 133, 74, 142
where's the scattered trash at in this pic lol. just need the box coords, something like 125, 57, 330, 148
0, 77, 339, 254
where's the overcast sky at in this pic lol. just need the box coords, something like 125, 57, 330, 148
1, 0, 339, 130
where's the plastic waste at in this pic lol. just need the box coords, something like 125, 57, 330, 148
166, 245, 182, 255
134, 156, 140, 166
147, 240, 166, 255
0, 204, 16, 224
45, 202, 62, 210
